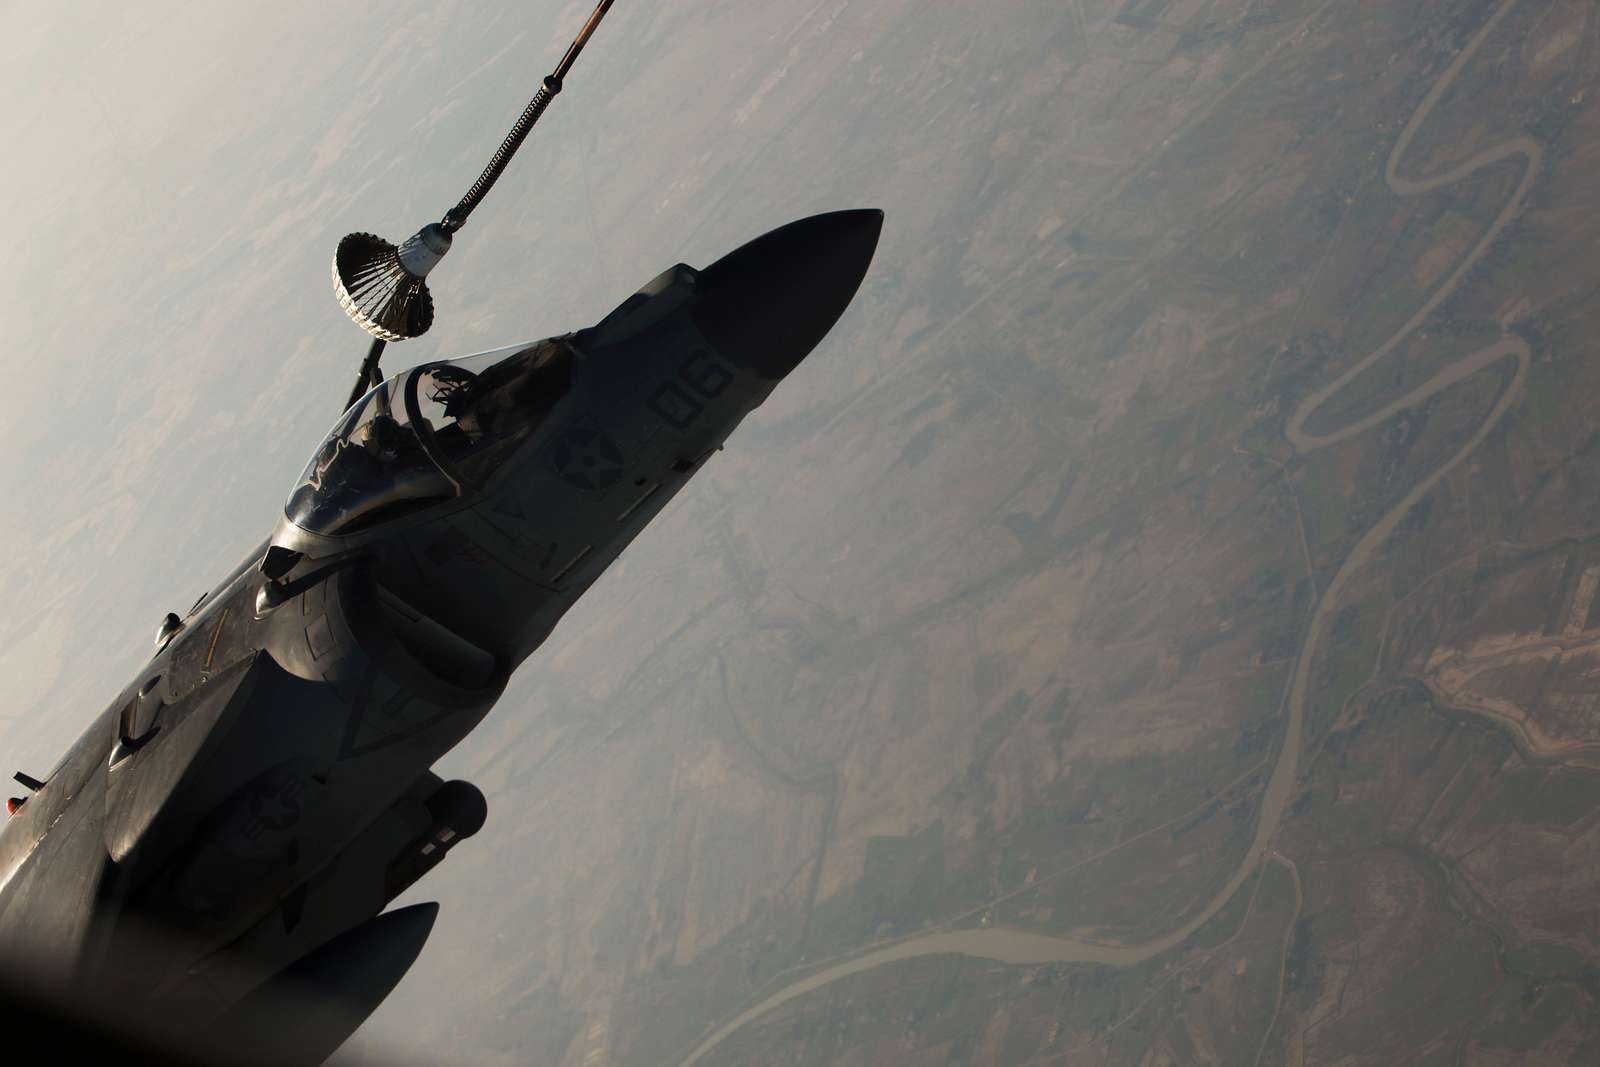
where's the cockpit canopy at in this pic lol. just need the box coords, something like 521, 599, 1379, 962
286, 338, 575, 537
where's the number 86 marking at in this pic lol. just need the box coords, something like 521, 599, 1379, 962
649, 350, 734, 430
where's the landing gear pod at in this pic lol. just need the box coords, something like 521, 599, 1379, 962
385, 779, 488, 901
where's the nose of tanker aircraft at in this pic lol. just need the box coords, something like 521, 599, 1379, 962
692, 208, 883, 380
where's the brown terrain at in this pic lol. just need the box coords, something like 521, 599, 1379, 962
8, 1, 1600, 1065
365, 0, 1600, 1063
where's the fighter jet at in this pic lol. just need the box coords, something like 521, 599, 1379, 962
0, 3, 882, 1061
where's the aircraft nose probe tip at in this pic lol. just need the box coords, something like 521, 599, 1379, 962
692, 208, 885, 380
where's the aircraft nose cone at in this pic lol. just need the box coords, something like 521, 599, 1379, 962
693, 209, 884, 380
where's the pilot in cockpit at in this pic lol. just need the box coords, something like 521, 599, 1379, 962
285, 339, 578, 536
428, 342, 571, 456
423, 364, 486, 443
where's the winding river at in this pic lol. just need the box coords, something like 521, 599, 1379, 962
674, 3, 1538, 1062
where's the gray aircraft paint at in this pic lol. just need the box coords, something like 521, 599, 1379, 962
0, 210, 882, 1058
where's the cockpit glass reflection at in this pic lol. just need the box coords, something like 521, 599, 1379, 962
285, 377, 453, 536
285, 338, 576, 536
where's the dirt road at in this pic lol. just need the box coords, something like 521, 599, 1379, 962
673, 4, 1537, 1062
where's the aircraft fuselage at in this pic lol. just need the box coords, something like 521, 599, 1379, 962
0, 210, 882, 1059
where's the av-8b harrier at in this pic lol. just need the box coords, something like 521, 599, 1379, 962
0, 3, 881, 1061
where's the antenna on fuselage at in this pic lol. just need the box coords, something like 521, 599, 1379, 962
333, 0, 619, 411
